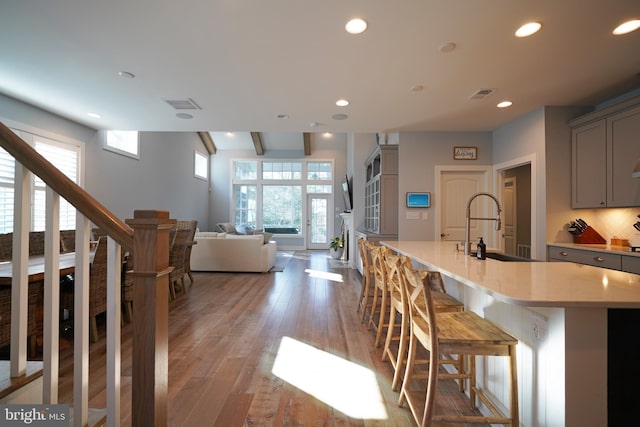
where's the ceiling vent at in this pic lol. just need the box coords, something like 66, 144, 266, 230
468, 88, 495, 100
162, 98, 202, 110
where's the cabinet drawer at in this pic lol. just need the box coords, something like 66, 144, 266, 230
548, 246, 622, 270
622, 256, 640, 275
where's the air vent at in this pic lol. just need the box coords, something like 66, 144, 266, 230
162, 98, 202, 110
468, 88, 495, 100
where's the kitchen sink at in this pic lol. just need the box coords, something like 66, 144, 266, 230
485, 252, 537, 262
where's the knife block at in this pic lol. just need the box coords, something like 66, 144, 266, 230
573, 226, 606, 244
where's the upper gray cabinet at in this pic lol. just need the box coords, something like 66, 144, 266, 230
570, 97, 640, 208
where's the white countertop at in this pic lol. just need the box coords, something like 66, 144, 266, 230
382, 241, 640, 308
548, 242, 640, 257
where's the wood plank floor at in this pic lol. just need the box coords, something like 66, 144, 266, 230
58, 250, 485, 426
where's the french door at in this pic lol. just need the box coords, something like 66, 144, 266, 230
306, 194, 331, 249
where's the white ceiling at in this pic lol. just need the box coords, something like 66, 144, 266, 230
1, 1, 639, 148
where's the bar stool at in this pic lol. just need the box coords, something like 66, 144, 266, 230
367, 244, 393, 347
382, 255, 464, 391
357, 238, 376, 323
399, 262, 519, 427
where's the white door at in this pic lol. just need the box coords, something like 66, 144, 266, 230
438, 170, 489, 244
502, 177, 517, 255
307, 194, 331, 249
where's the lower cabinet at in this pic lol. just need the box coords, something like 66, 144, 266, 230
548, 245, 640, 274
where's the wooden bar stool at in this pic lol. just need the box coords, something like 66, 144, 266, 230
399, 262, 519, 427
367, 245, 393, 347
357, 238, 376, 323
382, 255, 464, 391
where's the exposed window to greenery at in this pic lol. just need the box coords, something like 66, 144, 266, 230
194, 150, 208, 180
104, 130, 139, 158
231, 159, 333, 235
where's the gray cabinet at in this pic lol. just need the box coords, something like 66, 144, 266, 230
364, 145, 398, 236
570, 99, 640, 208
548, 245, 640, 274
548, 245, 622, 270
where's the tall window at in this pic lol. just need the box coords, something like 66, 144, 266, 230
231, 159, 333, 235
0, 130, 81, 233
194, 150, 208, 180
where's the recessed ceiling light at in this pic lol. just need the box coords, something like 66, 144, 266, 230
309, 122, 319, 127
345, 18, 367, 34
87, 112, 101, 118
276, 114, 290, 119
515, 22, 542, 37
613, 19, 640, 35
176, 113, 193, 119
332, 113, 348, 121
497, 100, 513, 108
118, 71, 135, 78
226, 131, 234, 136
336, 99, 349, 107
439, 42, 457, 53
323, 132, 333, 138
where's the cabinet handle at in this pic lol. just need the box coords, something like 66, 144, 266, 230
593, 256, 605, 262
559, 251, 568, 257
599, 201, 605, 205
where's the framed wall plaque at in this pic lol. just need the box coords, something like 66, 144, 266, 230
453, 146, 477, 160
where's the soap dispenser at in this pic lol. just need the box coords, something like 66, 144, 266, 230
477, 237, 486, 260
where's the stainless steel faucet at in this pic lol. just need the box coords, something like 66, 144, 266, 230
464, 192, 502, 255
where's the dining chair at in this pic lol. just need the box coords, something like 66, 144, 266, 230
168, 226, 195, 299
398, 261, 519, 427
176, 220, 198, 285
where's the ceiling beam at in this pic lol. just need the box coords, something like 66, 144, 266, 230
197, 132, 216, 154
251, 132, 264, 156
303, 133, 311, 156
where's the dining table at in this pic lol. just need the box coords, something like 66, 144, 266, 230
0, 252, 77, 286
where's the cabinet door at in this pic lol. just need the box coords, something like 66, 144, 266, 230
621, 256, 640, 275
572, 120, 607, 208
607, 105, 640, 207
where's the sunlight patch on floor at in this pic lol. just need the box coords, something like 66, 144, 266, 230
271, 336, 388, 420
304, 268, 344, 282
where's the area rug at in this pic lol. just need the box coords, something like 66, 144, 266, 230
271, 251, 294, 272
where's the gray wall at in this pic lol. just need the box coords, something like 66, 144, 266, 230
397, 131, 493, 241
85, 131, 210, 228
1, 94, 211, 229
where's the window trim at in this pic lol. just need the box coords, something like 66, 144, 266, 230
103, 130, 140, 159
194, 150, 208, 181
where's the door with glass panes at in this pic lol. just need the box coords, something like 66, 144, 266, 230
307, 194, 331, 249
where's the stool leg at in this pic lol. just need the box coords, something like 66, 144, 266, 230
391, 310, 409, 391
509, 344, 519, 427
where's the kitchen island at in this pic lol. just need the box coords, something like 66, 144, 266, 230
382, 240, 640, 427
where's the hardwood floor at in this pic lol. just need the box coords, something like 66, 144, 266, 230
58, 250, 483, 426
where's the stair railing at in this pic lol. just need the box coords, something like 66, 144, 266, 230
0, 121, 172, 427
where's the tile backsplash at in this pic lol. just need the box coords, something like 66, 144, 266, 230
574, 208, 640, 246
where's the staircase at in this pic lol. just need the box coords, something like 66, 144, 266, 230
0, 122, 173, 426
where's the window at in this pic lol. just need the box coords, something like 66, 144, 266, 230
262, 185, 302, 233
231, 159, 333, 235
194, 151, 208, 180
262, 161, 302, 180
0, 130, 81, 233
104, 130, 139, 158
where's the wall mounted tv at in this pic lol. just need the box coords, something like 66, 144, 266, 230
406, 192, 430, 208
342, 175, 352, 212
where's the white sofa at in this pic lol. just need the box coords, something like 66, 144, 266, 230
190, 232, 277, 273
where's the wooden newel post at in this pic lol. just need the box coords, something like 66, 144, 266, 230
126, 210, 176, 427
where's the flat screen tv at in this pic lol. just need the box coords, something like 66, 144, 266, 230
406, 192, 430, 208
341, 175, 352, 212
